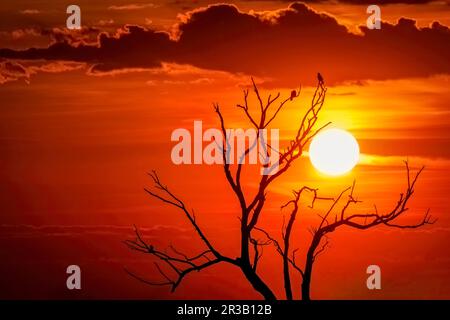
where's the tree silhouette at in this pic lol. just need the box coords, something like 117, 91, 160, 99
257, 165, 435, 300
124, 76, 435, 300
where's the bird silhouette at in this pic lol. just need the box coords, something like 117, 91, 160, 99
290, 90, 297, 101
317, 72, 324, 85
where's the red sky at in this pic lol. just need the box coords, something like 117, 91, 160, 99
0, 1, 449, 299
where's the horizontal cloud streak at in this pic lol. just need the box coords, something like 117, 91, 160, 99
278, 0, 449, 4
107, 3, 157, 11
358, 153, 450, 168
0, 59, 85, 84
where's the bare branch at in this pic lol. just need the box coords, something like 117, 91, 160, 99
301, 161, 434, 300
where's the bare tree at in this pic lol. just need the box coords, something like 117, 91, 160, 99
259, 163, 435, 300
125, 75, 434, 300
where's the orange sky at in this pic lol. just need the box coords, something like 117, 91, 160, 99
0, 1, 449, 299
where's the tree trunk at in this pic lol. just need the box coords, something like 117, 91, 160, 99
301, 255, 313, 301
241, 263, 277, 300
283, 208, 297, 300
301, 233, 321, 300
240, 225, 276, 300
283, 250, 293, 300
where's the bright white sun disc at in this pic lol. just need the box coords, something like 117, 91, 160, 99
309, 128, 359, 176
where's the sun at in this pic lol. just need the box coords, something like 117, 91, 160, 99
309, 128, 359, 176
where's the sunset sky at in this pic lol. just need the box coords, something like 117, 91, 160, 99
0, 0, 449, 299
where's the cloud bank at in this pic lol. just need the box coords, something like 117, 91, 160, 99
0, 2, 449, 85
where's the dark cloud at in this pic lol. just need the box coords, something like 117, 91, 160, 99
41, 26, 101, 45
0, 2, 449, 85
0, 59, 30, 84
0, 25, 173, 72
0, 58, 85, 84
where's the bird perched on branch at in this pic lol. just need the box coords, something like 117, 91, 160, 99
290, 90, 297, 101
317, 72, 324, 85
